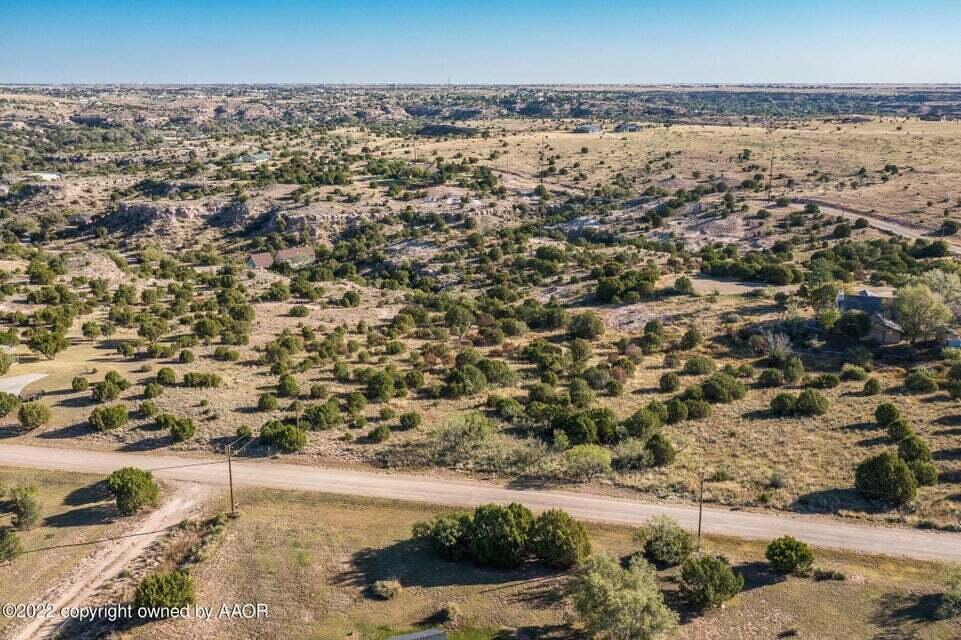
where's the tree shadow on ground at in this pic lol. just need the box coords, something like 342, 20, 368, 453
63, 479, 112, 506
54, 395, 95, 409
841, 420, 878, 432
870, 592, 941, 640
857, 435, 889, 447
36, 422, 94, 439
789, 488, 874, 515
44, 504, 116, 528
119, 435, 174, 451
332, 538, 562, 591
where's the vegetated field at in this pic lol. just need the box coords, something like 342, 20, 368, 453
123, 487, 961, 640
4, 84, 961, 540
0, 466, 124, 636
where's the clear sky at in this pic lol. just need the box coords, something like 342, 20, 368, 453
2, 0, 959, 84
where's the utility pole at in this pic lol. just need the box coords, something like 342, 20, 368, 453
696, 471, 705, 550
767, 147, 775, 204
227, 443, 236, 518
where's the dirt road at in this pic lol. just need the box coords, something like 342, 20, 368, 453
1, 443, 959, 562
8, 483, 211, 640
794, 197, 961, 255
0, 373, 48, 396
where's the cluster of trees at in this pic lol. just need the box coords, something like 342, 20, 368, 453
413, 503, 591, 569
855, 403, 938, 504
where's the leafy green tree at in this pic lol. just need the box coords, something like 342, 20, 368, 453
765, 536, 814, 575
568, 311, 605, 340
107, 467, 160, 515
18, 402, 50, 429
10, 485, 40, 529
680, 555, 744, 609
27, 328, 69, 360
0, 527, 23, 562
530, 509, 592, 568
855, 451, 918, 504
894, 284, 952, 343
468, 503, 533, 568
639, 516, 694, 566
89, 404, 129, 431
134, 570, 195, 612
572, 554, 678, 640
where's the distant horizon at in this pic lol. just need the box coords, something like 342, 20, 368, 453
3, 1, 960, 85
3, 82, 961, 89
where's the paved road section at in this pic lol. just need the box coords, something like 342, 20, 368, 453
1, 443, 959, 561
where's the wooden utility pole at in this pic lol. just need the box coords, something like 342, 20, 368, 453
227, 444, 236, 517
767, 147, 775, 203
696, 471, 705, 549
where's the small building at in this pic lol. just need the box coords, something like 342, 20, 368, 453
246, 252, 274, 269
573, 124, 602, 134
836, 289, 891, 315
869, 312, 904, 345
614, 122, 641, 132
236, 151, 272, 164
274, 246, 315, 269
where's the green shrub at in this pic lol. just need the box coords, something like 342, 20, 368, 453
178, 349, 195, 363
639, 516, 695, 566
683, 355, 715, 375
275, 373, 299, 397
898, 434, 933, 463
770, 393, 797, 417
170, 417, 195, 442
645, 433, 676, 466
92, 379, 121, 403
659, 372, 680, 392
684, 399, 712, 419
257, 393, 279, 411
841, 364, 869, 381
531, 509, 592, 568
89, 404, 129, 431
143, 382, 163, 399
795, 389, 829, 416
300, 400, 343, 430
700, 373, 747, 403
182, 372, 221, 388
887, 419, 914, 442
71, 376, 89, 392
398, 411, 422, 430
665, 398, 689, 424
909, 460, 938, 486
0, 527, 23, 562
368, 424, 391, 443
808, 373, 840, 389
0, 392, 21, 417
156, 367, 176, 385
562, 444, 613, 479
875, 402, 901, 426
680, 555, 744, 609
678, 327, 703, 350
134, 570, 195, 612
412, 512, 472, 561
855, 451, 918, 504
10, 485, 39, 529
758, 368, 784, 387
863, 378, 881, 395
904, 367, 938, 393
568, 311, 605, 340
107, 467, 159, 515
784, 356, 805, 383
259, 420, 307, 452
18, 402, 50, 430
765, 536, 814, 575
468, 503, 534, 568
622, 408, 661, 440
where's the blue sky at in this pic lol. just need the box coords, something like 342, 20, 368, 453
2, 0, 959, 84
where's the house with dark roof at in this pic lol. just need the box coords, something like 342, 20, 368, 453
274, 246, 315, 268
246, 252, 274, 269
869, 313, 904, 345
573, 124, 602, 134
836, 289, 891, 315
